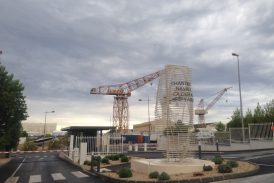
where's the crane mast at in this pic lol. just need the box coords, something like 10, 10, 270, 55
195, 87, 231, 127
91, 70, 162, 133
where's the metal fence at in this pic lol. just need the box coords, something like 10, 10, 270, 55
229, 127, 249, 143
249, 123, 273, 141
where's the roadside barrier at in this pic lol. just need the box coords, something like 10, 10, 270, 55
0, 150, 69, 154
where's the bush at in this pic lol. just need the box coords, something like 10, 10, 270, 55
119, 153, 126, 158
84, 160, 91, 166
203, 164, 213, 171
101, 157, 109, 164
149, 171, 159, 179
118, 168, 132, 178
212, 155, 223, 164
21, 140, 38, 151
108, 154, 120, 161
47, 140, 61, 150
218, 164, 232, 173
121, 156, 129, 162
158, 172, 170, 181
91, 156, 101, 166
226, 160, 238, 168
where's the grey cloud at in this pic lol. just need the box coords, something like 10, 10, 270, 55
0, 0, 274, 125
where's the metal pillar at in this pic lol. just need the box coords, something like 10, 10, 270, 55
113, 96, 129, 134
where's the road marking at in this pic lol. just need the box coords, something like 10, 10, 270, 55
43, 155, 47, 158
39, 158, 44, 160
71, 171, 89, 178
10, 157, 25, 178
4, 177, 19, 183
243, 154, 274, 160
256, 163, 274, 167
51, 173, 66, 180
35, 156, 40, 158
29, 175, 41, 183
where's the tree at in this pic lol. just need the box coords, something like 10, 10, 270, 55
253, 103, 265, 123
0, 64, 28, 150
215, 122, 225, 132
244, 109, 253, 126
264, 100, 274, 122
226, 109, 242, 129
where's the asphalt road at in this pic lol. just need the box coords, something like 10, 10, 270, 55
0, 152, 104, 183
1, 149, 274, 183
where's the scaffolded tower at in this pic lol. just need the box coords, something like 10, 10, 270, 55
155, 65, 193, 162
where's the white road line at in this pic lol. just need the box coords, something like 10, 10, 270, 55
71, 171, 89, 178
11, 157, 25, 177
34, 156, 40, 158
243, 154, 274, 160
256, 163, 274, 167
39, 158, 44, 160
29, 175, 41, 183
43, 155, 47, 158
51, 173, 66, 181
4, 177, 19, 183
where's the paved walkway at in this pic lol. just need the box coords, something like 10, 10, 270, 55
214, 173, 274, 183
0, 158, 11, 166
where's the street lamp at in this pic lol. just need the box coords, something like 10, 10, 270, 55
0, 50, 3, 64
42, 110, 55, 150
138, 96, 151, 136
232, 53, 245, 143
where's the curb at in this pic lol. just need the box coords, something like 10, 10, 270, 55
58, 152, 97, 177
95, 161, 260, 183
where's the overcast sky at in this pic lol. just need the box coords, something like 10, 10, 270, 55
1, 0, 274, 129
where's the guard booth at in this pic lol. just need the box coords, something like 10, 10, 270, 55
61, 126, 115, 153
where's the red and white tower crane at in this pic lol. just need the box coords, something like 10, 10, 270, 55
90, 70, 162, 133
195, 87, 231, 127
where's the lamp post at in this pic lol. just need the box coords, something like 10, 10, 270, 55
0, 50, 3, 64
138, 96, 151, 136
232, 53, 245, 143
42, 110, 55, 150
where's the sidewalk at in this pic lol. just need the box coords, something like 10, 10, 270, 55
0, 157, 11, 167
214, 173, 274, 183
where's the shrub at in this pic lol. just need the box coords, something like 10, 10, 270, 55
109, 154, 120, 161
118, 168, 132, 178
84, 160, 91, 166
91, 156, 101, 166
21, 140, 38, 151
121, 156, 129, 162
203, 164, 213, 171
47, 140, 61, 150
119, 153, 126, 158
149, 171, 159, 179
226, 160, 238, 168
193, 172, 204, 176
218, 164, 232, 173
101, 157, 109, 164
212, 155, 223, 164
158, 172, 170, 181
